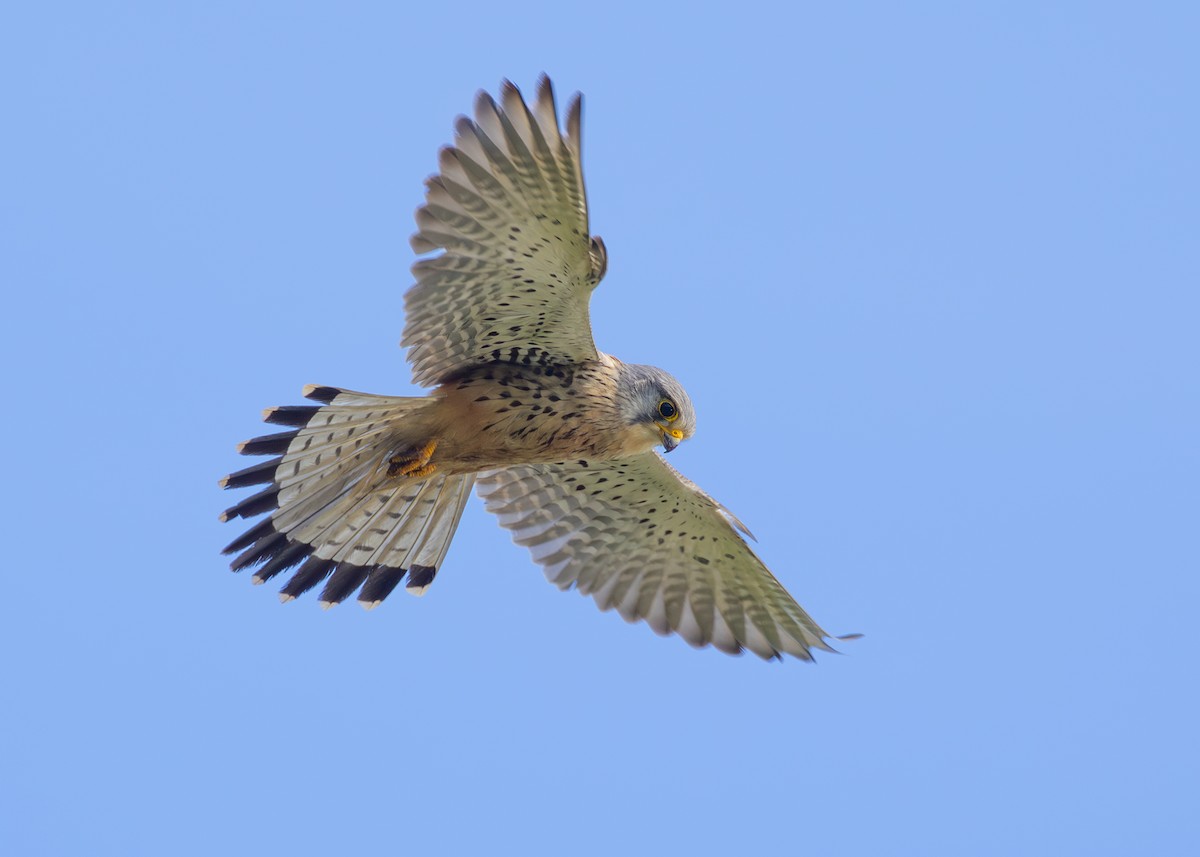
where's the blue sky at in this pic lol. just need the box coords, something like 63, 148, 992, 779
3, 2, 1197, 854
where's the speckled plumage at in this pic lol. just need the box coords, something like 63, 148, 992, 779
220, 76, 847, 660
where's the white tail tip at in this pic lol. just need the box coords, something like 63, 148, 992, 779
278, 593, 295, 604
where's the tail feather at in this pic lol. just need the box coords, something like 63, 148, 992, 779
262, 405, 321, 427
219, 484, 280, 523
252, 541, 312, 584
392, 474, 474, 596
319, 563, 372, 608
359, 566, 408, 606
229, 530, 288, 572
221, 517, 274, 556
220, 386, 473, 608
279, 557, 336, 602
272, 408, 402, 509
219, 458, 280, 490
421, 475, 474, 573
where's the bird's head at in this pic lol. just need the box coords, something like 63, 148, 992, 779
616, 363, 696, 454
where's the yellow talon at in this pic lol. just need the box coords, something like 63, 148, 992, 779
387, 439, 439, 478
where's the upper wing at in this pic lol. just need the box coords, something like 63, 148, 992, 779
404, 75, 607, 387
476, 453, 841, 661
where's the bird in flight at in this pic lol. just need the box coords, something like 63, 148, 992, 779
220, 75, 851, 660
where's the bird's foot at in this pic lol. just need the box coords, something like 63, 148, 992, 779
387, 439, 439, 478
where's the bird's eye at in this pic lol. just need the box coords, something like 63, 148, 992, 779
657, 399, 679, 421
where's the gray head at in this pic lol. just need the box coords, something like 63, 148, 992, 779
615, 362, 697, 453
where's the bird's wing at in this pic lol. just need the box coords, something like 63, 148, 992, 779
476, 453, 840, 660
404, 75, 606, 388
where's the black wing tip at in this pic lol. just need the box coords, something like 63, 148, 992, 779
449, 119, 473, 144
474, 89, 499, 116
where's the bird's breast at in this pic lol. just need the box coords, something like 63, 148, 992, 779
433, 362, 637, 468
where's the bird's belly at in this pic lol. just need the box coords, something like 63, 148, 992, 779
434, 365, 626, 469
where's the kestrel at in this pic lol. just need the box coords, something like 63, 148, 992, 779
221, 75, 851, 660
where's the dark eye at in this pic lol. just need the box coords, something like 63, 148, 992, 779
657, 399, 678, 421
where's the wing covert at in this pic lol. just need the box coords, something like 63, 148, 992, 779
404, 75, 605, 387
476, 453, 840, 660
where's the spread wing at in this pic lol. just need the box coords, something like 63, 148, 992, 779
404, 75, 606, 388
476, 453, 841, 660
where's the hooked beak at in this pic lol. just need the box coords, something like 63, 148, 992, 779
659, 424, 684, 453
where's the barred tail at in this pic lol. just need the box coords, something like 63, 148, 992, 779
219, 384, 474, 607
